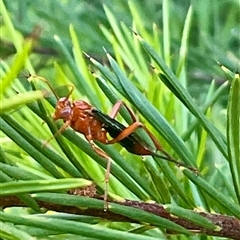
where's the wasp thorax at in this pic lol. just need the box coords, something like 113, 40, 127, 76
53, 97, 72, 121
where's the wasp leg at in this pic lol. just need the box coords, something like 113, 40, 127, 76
109, 101, 198, 173
107, 121, 144, 143
42, 120, 70, 147
109, 100, 137, 121
86, 136, 111, 211
109, 101, 157, 146
109, 101, 177, 156
92, 144, 111, 211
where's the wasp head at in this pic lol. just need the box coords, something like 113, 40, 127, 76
53, 97, 72, 121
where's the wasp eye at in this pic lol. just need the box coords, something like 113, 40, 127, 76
60, 107, 72, 118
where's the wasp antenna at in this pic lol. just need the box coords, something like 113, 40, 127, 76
28, 74, 59, 100
152, 151, 198, 173
65, 84, 75, 100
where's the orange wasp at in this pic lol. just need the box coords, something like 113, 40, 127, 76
28, 74, 197, 208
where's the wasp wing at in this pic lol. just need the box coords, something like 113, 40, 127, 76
91, 109, 140, 152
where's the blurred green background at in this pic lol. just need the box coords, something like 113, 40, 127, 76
1, 0, 239, 80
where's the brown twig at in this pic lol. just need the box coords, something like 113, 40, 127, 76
0, 194, 239, 239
